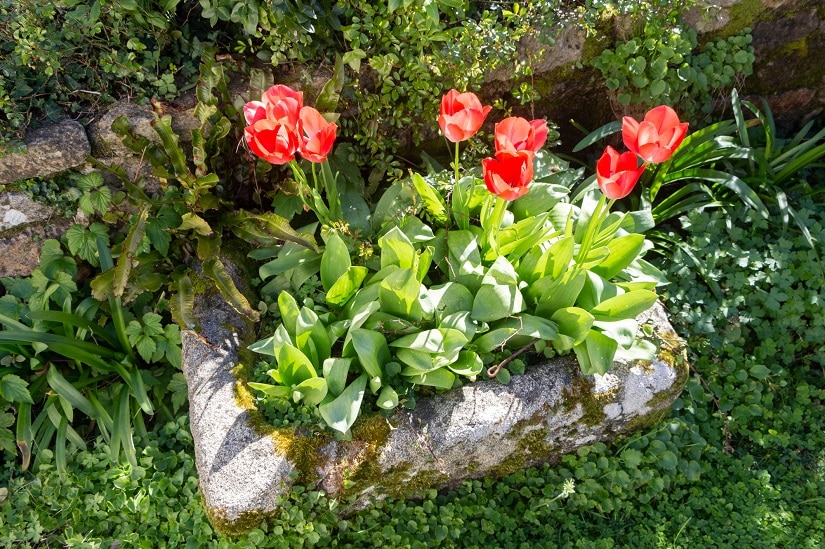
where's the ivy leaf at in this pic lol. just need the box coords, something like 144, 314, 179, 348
0, 374, 33, 404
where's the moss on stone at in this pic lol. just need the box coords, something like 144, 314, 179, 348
203, 500, 276, 538
561, 375, 607, 427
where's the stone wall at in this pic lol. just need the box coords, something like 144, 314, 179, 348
0, 0, 823, 276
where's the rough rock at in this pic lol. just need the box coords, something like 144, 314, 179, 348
0, 192, 73, 277
182, 263, 688, 535
0, 120, 91, 185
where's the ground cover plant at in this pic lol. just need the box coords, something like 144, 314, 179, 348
2, 189, 824, 547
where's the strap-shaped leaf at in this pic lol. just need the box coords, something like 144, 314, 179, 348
151, 114, 192, 180
410, 173, 447, 224
230, 210, 318, 251
113, 209, 148, 298
589, 289, 658, 322
16, 402, 32, 470
170, 272, 198, 330
46, 366, 98, 419
202, 258, 260, 322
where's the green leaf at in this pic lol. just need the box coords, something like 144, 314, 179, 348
46, 367, 97, 419
551, 307, 594, 345
259, 248, 322, 281
113, 209, 148, 298
375, 386, 399, 410
471, 284, 525, 323
0, 374, 33, 404
248, 382, 291, 400
319, 374, 367, 434
179, 213, 213, 236
573, 121, 622, 152
230, 210, 318, 251
590, 234, 646, 280
326, 266, 368, 306
350, 329, 390, 382
533, 269, 587, 318
277, 344, 317, 387
429, 282, 474, 324
406, 368, 455, 389
202, 258, 260, 322
379, 226, 417, 271
294, 378, 328, 406
170, 272, 198, 330
321, 233, 351, 293
379, 268, 423, 320
589, 290, 658, 321
574, 330, 618, 375
323, 358, 352, 397
168, 373, 188, 412
410, 173, 447, 223
315, 54, 346, 114
447, 351, 484, 377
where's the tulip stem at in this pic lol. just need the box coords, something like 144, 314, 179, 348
577, 195, 614, 263
486, 196, 508, 257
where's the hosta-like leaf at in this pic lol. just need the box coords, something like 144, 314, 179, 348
589, 290, 658, 322
574, 330, 619, 376
319, 374, 367, 434
320, 233, 351, 293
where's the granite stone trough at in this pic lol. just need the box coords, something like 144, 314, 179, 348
181, 263, 688, 535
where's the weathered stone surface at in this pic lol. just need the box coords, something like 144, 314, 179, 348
0, 120, 91, 185
182, 263, 687, 535
0, 192, 73, 277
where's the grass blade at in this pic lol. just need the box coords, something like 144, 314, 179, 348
46, 366, 98, 419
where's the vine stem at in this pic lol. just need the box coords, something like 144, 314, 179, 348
486, 338, 541, 379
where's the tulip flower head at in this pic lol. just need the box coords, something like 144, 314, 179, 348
596, 146, 645, 200
494, 117, 549, 154
438, 89, 492, 142
244, 120, 299, 165
482, 150, 535, 201
622, 105, 689, 164
298, 106, 338, 163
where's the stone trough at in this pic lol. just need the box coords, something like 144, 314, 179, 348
181, 264, 688, 535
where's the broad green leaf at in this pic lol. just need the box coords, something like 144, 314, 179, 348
574, 330, 619, 375
397, 349, 437, 373
350, 328, 390, 381
379, 226, 416, 270
278, 291, 301, 337
446, 230, 484, 292
590, 234, 646, 280
390, 329, 448, 353
168, 373, 188, 412
410, 173, 447, 223
481, 256, 519, 287
593, 318, 638, 348
473, 327, 519, 354
379, 268, 421, 320
248, 382, 291, 400
327, 266, 368, 306
551, 307, 594, 345
439, 311, 479, 341
321, 233, 351, 293
533, 269, 587, 318
323, 358, 352, 396
405, 368, 456, 389
202, 258, 260, 322
319, 374, 367, 434
293, 378, 328, 406
429, 283, 474, 324
295, 307, 331, 365
259, 248, 322, 281
315, 54, 345, 113
472, 284, 525, 323
512, 183, 568, 220
576, 272, 620, 311
589, 290, 658, 321
447, 351, 484, 377
375, 386, 399, 410
277, 344, 317, 387
178, 213, 213, 236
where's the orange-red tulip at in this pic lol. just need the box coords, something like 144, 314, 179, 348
244, 120, 298, 165
622, 105, 689, 164
596, 146, 645, 199
482, 150, 534, 201
494, 117, 548, 154
298, 106, 337, 163
438, 89, 492, 142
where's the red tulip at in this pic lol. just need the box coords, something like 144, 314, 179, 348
243, 84, 303, 130
494, 117, 548, 154
622, 105, 689, 164
596, 146, 645, 199
244, 120, 298, 165
482, 150, 534, 201
298, 106, 337, 163
438, 89, 492, 142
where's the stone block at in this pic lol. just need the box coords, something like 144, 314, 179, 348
0, 120, 91, 185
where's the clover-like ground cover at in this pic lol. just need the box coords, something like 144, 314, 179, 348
2, 197, 824, 547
